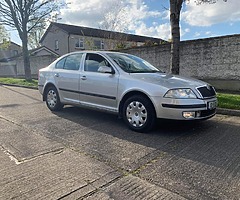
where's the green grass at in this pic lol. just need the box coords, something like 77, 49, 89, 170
217, 93, 240, 110
0, 78, 239, 110
0, 77, 38, 87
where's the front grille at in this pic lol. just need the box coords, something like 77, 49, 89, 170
197, 85, 216, 98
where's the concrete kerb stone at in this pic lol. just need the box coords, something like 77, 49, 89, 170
1, 83, 239, 117
217, 108, 240, 117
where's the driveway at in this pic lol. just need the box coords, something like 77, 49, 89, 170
0, 85, 239, 199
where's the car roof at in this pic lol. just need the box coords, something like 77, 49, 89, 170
65, 50, 128, 56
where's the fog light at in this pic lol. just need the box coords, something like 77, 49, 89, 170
183, 111, 196, 119
196, 111, 201, 117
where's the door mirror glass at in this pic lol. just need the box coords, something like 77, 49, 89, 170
98, 66, 114, 74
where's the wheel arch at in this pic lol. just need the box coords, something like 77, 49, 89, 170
118, 90, 156, 118
42, 82, 58, 101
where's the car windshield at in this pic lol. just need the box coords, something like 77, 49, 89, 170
107, 53, 161, 73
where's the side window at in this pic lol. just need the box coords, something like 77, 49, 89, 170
84, 53, 111, 72
64, 53, 83, 70
55, 58, 66, 69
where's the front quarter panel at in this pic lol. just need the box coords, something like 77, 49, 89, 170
117, 75, 168, 112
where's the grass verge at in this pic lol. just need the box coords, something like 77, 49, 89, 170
0, 78, 239, 110
217, 93, 240, 110
0, 77, 38, 87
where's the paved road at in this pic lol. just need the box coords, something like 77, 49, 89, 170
0, 85, 239, 199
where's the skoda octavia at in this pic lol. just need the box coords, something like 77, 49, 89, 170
38, 51, 217, 132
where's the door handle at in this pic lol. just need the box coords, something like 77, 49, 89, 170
81, 76, 87, 80
54, 73, 59, 77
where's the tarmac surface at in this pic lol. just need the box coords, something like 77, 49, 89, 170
0, 85, 240, 199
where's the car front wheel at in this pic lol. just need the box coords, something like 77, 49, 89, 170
45, 86, 63, 111
123, 95, 156, 132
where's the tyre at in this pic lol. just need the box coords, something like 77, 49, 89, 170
45, 86, 63, 111
123, 95, 156, 132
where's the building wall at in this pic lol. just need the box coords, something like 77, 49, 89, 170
68, 34, 139, 53
41, 25, 143, 56
0, 43, 22, 60
121, 34, 240, 92
41, 25, 69, 56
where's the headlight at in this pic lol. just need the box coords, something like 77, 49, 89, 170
164, 89, 197, 99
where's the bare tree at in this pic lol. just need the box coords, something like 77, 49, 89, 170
28, 10, 63, 49
99, 1, 129, 33
28, 19, 46, 49
0, 0, 60, 80
170, 0, 227, 75
98, 1, 132, 50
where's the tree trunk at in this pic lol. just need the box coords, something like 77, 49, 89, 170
170, 0, 183, 75
22, 32, 32, 81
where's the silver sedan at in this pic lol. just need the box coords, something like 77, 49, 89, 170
38, 51, 217, 132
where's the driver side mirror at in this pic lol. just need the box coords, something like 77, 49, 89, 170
98, 66, 115, 74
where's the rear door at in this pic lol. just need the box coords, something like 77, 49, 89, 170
79, 53, 119, 110
53, 53, 83, 104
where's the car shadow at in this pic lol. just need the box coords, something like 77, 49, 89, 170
50, 105, 240, 172
53, 105, 201, 139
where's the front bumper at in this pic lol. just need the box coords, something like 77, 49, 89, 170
152, 97, 217, 120
38, 85, 44, 95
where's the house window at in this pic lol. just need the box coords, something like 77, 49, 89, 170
75, 38, 84, 49
94, 40, 104, 50
55, 40, 59, 50
13, 50, 18, 56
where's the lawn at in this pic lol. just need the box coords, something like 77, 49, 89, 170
0, 77, 38, 87
0, 78, 239, 110
217, 93, 240, 110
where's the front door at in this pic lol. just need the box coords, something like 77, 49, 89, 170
79, 53, 119, 111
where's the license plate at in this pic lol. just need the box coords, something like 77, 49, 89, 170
208, 101, 217, 110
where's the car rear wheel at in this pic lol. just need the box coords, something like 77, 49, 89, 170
123, 95, 156, 132
45, 86, 63, 111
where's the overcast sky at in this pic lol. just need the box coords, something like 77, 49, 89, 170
9, 0, 240, 44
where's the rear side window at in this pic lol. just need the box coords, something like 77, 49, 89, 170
55, 53, 83, 70
64, 54, 83, 70
55, 58, 66, 69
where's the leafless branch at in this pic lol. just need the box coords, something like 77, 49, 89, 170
194, 0, 227, 5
